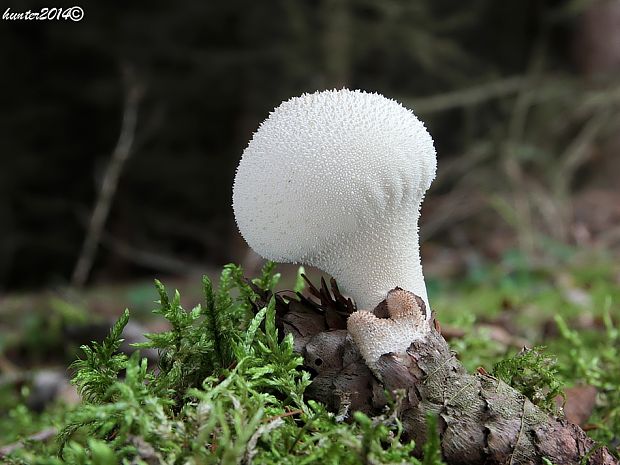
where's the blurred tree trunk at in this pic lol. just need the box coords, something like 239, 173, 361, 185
322, 0, 351, 88
573, 0, 620, 189
575, 0, 620, 76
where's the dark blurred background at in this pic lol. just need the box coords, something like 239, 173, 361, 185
1, 0, 619, 294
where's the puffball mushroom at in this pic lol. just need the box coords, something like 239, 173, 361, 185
232, 88, 436, 312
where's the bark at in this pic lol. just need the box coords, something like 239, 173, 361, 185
250, 277, 618, 465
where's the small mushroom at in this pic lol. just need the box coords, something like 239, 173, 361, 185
233, 89, 437, 312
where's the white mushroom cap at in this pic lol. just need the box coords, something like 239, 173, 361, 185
233, 89, 436, 311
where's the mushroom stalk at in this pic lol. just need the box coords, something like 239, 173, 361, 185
311, 215, 428, 311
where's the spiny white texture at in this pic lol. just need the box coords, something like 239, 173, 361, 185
233, 89, 436, 311
347, 288, 430, 377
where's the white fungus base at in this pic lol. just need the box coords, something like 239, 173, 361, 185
233, 89, 437, 312
347, 288, 430, 377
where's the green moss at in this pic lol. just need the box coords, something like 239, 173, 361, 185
3, 256, 619, 462
553, 307, 620, 446
492, 346, 564, 413
2, 263, 445, 464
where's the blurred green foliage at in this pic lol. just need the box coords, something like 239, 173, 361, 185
554, 308, 620, 445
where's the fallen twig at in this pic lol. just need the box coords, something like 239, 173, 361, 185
0, 427, 57, 458
71, 65, 145, 287
406, 76, 527, 113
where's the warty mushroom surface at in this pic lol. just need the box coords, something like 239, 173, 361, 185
232, 88, 437, 315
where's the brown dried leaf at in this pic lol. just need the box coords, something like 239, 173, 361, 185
559, 385, 598, 427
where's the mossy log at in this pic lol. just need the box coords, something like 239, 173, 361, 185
250, 277, 618, 465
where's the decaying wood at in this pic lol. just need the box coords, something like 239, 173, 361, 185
250, 277, 618, 465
